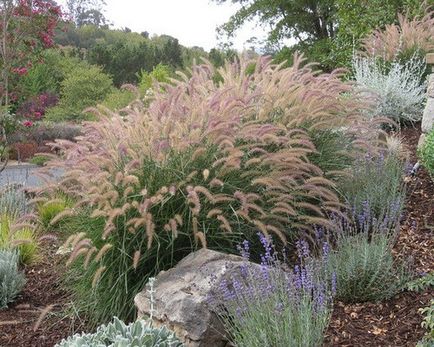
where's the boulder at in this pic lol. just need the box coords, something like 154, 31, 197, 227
134, 249, 261, 347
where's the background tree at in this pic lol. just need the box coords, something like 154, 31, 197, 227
215, 0, 338, 44
215, 0, 430, 69
66, 0, 108, 27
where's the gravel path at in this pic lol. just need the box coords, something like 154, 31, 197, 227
0, 165, 61, 188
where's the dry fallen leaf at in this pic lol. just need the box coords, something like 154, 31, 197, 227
372, 326, 387, 335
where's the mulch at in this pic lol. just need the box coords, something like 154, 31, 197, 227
0, 124, 432, 347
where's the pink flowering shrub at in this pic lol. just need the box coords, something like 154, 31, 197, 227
35, 56, 378, 325
16, 92, 58, 120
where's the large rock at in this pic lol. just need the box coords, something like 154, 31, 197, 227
134, 249, 261, 347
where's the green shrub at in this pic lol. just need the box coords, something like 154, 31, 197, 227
0, 250, 26, 309
18, 62, 59, 97
101, 88, 135, 112
419, 129, 434, 180
45, 65, 114, 122
138, 64, 171, 94
55, 316, 183, 347
0, 214, 38, 265
0, 184, 30, 218
29, 155, 51, 166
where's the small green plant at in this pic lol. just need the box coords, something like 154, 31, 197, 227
29, 155, 51, 166
407, 272, 434, 292
0, 214, 38, 265
37, 198, 71, 231
417, 299, 434, 347
419, 129, 434, 180
0, 250, 26, 309
55, 316, 183, 347
138, 64, 171, 94
101, 88, 135, 112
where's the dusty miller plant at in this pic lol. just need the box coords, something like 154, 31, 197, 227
0, 250, 26, 309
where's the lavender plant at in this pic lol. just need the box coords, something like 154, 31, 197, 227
352, 53, 426, 124
323, 198, 411, 303
210, 235, 335, 347
338, 151, 407, 229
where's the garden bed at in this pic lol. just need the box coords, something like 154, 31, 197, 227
0, 125, 432, 347
0, 240, 85, 347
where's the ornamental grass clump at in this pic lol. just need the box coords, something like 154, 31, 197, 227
210, 235, 335, 347
0, 214, 38, 265
361, 9, 434, 61
34, 56, 377, 325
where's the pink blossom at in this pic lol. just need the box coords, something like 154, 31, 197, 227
23, 120, 33, 127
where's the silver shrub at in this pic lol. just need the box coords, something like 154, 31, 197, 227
55, 317, 183, 347
0, 184, 30, 218
0, 250, 26, 309
352, 54, 426, 123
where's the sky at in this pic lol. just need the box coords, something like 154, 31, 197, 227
57, 0, 270, 51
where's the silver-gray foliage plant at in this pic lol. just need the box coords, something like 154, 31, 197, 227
352, 53, 426, 123
0, 184, 30, 218
55, 317, 183, 347
0, 250, 26, 309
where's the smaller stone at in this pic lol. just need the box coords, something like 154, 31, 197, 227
427, 75, 434, 98
417, 133, 426, 149
421, 98, 434, 134
426, 53, 434, 66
